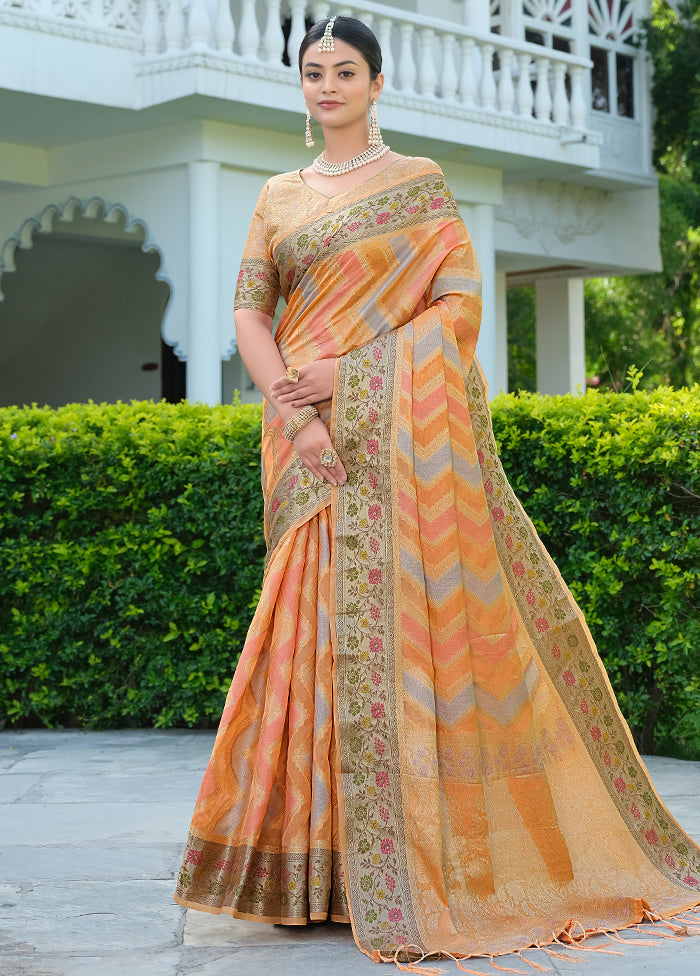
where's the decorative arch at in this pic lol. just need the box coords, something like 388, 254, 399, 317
0, 195, 181, 358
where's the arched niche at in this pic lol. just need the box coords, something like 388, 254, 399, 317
0, 197, 184, 408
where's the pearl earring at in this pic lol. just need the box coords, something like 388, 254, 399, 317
369, 101, 383, 147
305, 108, 315, 148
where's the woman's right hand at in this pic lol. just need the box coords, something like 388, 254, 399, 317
292, 417, 347, 486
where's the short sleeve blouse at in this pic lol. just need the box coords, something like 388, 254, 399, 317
233, 181, 281, 318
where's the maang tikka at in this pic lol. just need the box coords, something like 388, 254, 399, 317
318, 16, 336, 52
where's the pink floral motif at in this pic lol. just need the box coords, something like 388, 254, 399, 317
665, 854, 676, 868
370, 376, 383, 391
369, 408, 379, 424
367, 439, 379, 455
562, 670, 576, 687
385, 873, 396, 892
347, 221, 362, 232
477, 449, 485, 464
302, 254, 314, 266
430, 197, 445, 209
373, 346, 383, 362
271, 499, 280, 513
371, 702, 386, 719
323, 236, 332, 246
237, 270, 244, 281
484, 479, 493, 494
374, 737, 386, 756
369, 472, 378, 488
492, 507, 505, 521
683, 876, 699, 887
286, 269, 295, 283
187, 849, 202, 866
376, 771, 389, 788
215, 859, 232, 871
631, 802, 641, 819
603, 751, 611, 766
369, 505, 382, 521
388, 908, 403, 922
580, 699, 589, 714
645, 829, 659, 845
253, 866, 269, 878
370, 602, 380, 620
526, 589, 536, 606
406, 205, 419, 214
551, 644, 561, 659
379, 805, 389, 822
614, 776, 626, 794
512, 561, 525, 577
287, 475, 299, 489
371, 670, 381, 686
370, 637, 383, 653
590, 726, 601, 741
369, 569, 382, 584
376, 212, 391, 224
381, 838, 394, 855
254, 271, 269, 281
505, 534, 513, 550
535, 617, 550, 633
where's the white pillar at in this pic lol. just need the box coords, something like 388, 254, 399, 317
494, 270, 508, 394
469, 203, 499, 397
461, 0, 491, 31
535, 277, 586, 395
187, 160, 222, 404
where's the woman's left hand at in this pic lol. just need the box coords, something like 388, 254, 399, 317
269, 359, 336, 408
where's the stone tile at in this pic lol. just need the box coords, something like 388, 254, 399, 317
0, 951, 181, 976
0, 774, 42, 803
19, 770, 206, 805
0, 880, 182, 954
183, 913, 357, 948
1, 801, 196, 846
0, 844, 183, 883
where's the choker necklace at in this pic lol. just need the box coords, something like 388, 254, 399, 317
312, 143, 390, 177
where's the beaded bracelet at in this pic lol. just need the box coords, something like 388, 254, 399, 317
282, 405, 319, 441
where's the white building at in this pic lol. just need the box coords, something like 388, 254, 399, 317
0, 0, 660, 406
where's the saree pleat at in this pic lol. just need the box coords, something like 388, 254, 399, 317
175, 156, 700, 961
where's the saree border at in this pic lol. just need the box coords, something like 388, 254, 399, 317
334, 329, 424, 954
465, 362, 700, 897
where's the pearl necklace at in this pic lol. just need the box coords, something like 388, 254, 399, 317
312, 143, 390, 177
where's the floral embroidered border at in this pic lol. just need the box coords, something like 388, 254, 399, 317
234, 257, 280, 316
334, 331, 423, 954
465, 362, 700, 896
265, 452, 331, 561
175, 835, 348, 921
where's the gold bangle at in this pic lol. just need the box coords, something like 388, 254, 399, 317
282, 405, 319, 441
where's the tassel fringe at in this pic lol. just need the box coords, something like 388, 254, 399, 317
514, 951, 551, 972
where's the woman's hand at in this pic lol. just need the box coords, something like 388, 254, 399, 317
292, 417, 347, 487
270, 359, 336, 408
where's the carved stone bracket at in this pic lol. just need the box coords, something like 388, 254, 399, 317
495, 180, 610, 254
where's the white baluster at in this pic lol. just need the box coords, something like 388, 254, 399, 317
516, 52, 533, 117
261, 0, 284, 62
311, 2, 330, 20
552, 61, 569, 124
378, 18, 395, 89
288, 0, 307, 68
238, 0, 260, 58
418, 28, 437, 97
458, 37, 476, 105
497, 47, 515, 113
142, 0, 161, 55
214, 0, 235, 53
440, 33, 458, 101
164, 0, 186, 52
534, 56, 552, 121
570, 65, 586, 128
479, 42, 497, 110
397, 23, 415, 93
188, 0, 211, 50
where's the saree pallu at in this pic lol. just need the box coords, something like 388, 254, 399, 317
174, 157, 700, 962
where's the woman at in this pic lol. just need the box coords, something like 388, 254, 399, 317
174, 15, 700, 969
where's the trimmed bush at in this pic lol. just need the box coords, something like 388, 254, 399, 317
491, 386, 700, 756
1, 388, 698, 754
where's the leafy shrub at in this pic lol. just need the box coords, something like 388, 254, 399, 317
0, 400, 266, 729
491, 385, 700, 756
1, 390, 698, 755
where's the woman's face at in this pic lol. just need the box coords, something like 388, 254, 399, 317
301, 37, 383, 132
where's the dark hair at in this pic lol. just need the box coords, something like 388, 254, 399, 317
298, 16, 382, 80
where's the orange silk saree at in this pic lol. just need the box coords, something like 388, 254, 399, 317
174, 157, 700, 964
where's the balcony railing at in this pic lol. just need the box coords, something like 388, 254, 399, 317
1, 0, 594, 133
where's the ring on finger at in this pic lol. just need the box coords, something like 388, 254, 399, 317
286, 366, 300, 383
319, 448, 338, 468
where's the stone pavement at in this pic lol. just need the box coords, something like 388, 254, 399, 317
1, 729, 698, 976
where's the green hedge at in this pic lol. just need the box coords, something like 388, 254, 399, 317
1, 389, 698, 755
